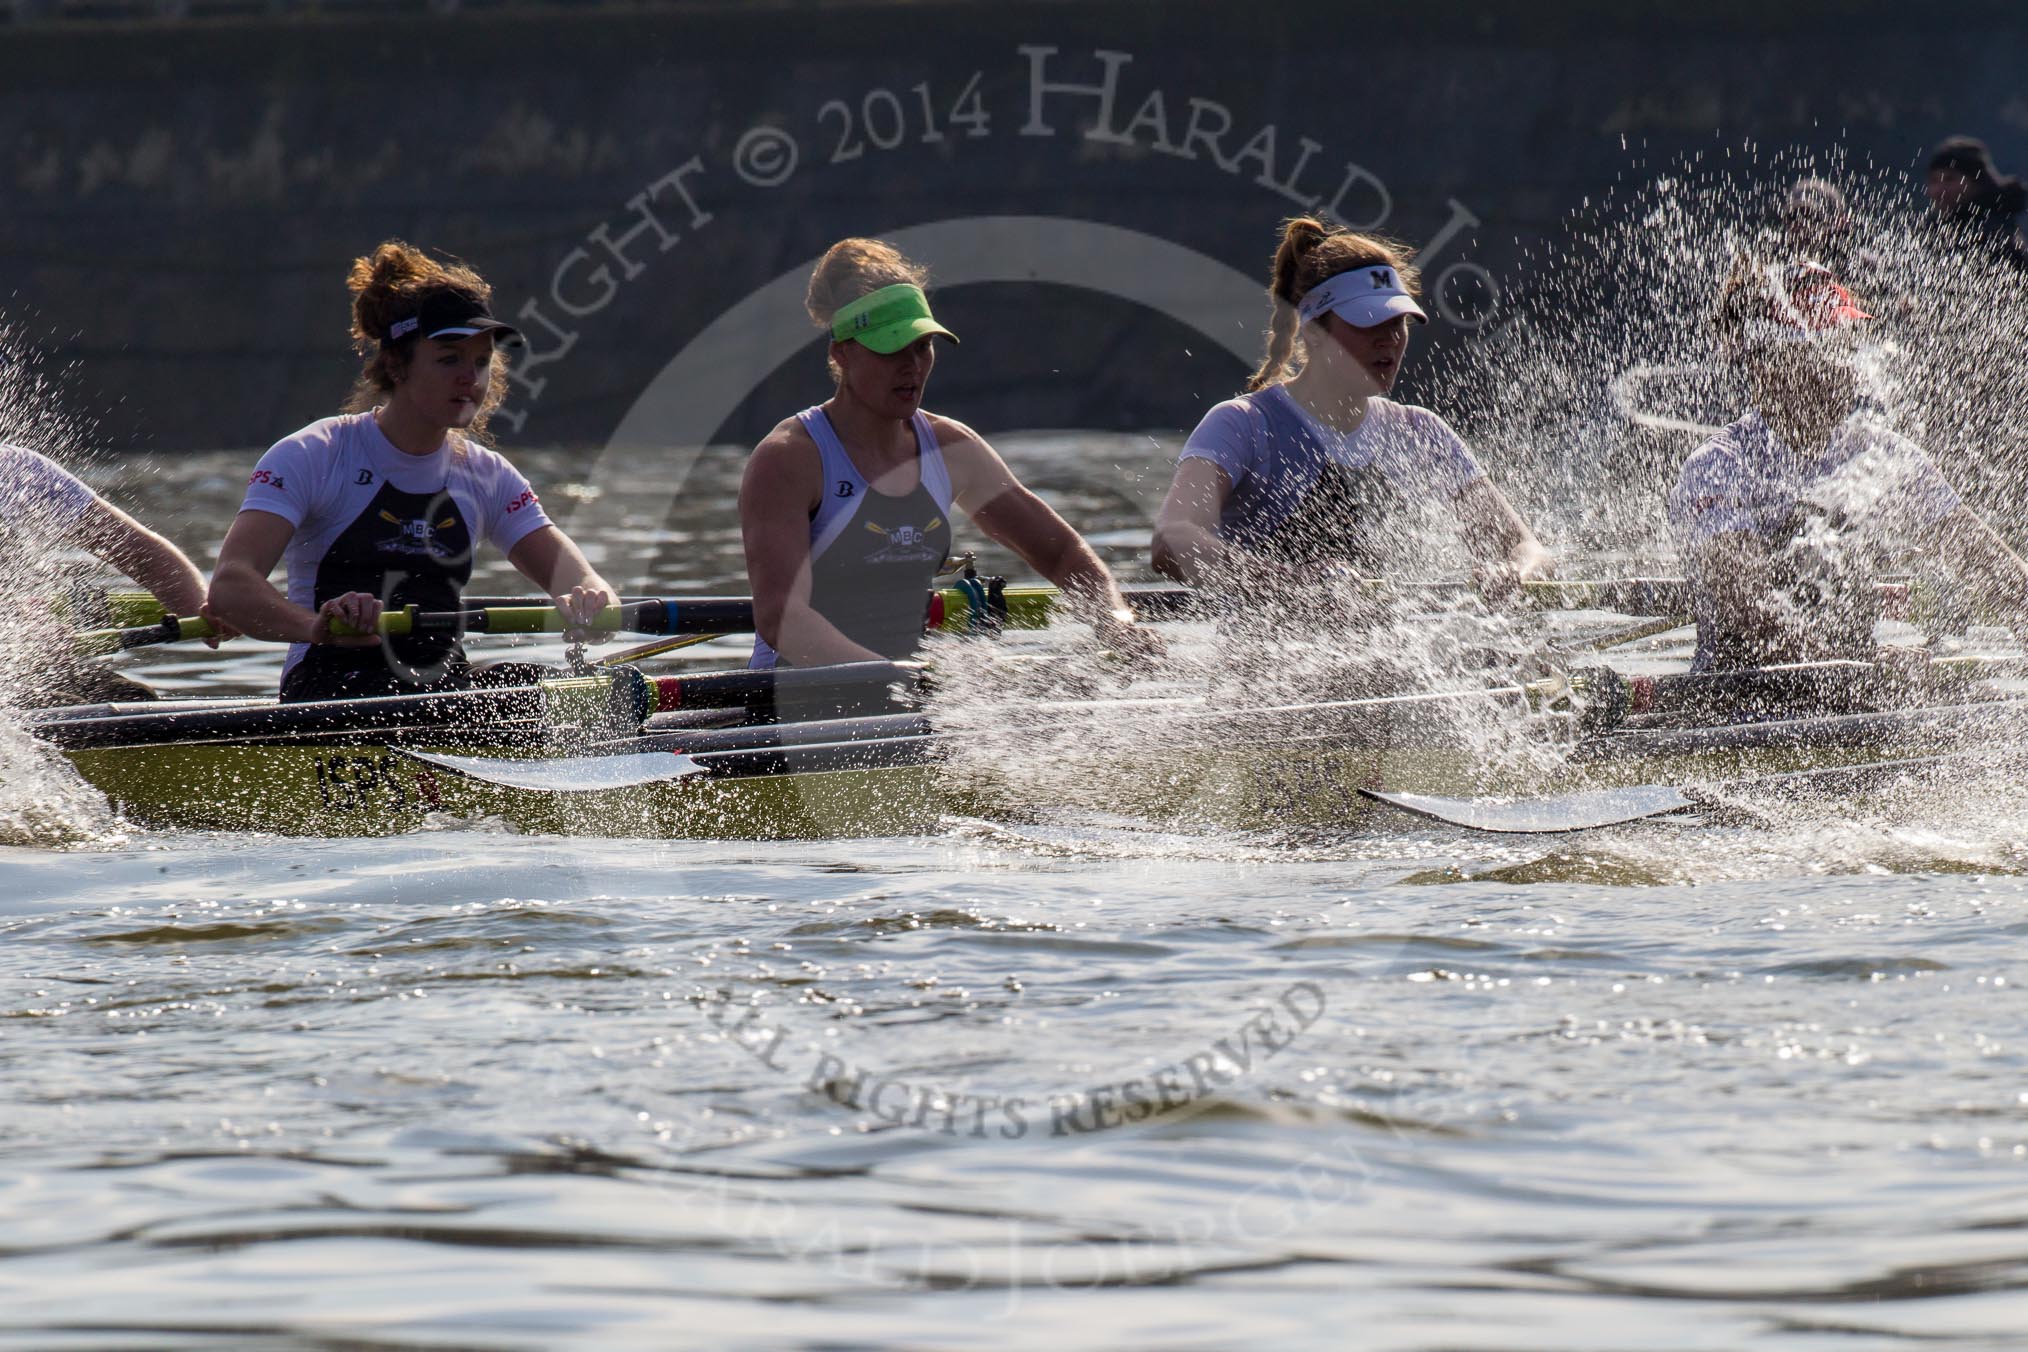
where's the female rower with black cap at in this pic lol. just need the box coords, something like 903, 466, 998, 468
1151, 217, 1550, 604
208, 241, 614, 701
740, 237, 1158, 668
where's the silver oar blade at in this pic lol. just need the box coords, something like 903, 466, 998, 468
1359, 784, 1697, 834
402, 748, 704, 792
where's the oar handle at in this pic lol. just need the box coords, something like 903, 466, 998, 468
71, 614, 217, 657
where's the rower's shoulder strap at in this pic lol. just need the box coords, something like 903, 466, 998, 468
796, 407, 868, 562
911, 411, 956, 514
796, 407, 865, 495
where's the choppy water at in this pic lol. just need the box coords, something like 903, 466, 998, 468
4, 441, 2028, 1349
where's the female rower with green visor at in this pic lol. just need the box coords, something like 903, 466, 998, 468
740, 238, 1160, 668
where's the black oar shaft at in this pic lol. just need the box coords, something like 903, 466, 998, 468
645, 661, 923, 716
619, 712, 932, 755
33, 674, 649, 750
35, 686, 548, 750
686, 734, 942, 779
30, 661, 921, 750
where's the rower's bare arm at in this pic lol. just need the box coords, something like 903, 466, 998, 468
940, 420, 1110, 594
1151, 458, 1241, 586
1453, 479, 1551, 575
66, 496, 210, 621
507, 526, 615, 631
940, 422, 1154, 653
1149, 457, 1313, 596
1928, 505, 2028, 635
209, 510, 380, 648
739, 429, 884, 666
1452, 478, 1553, 605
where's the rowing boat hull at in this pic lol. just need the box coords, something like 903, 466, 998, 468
48, 671, 2028, 838
63, 739, 958, 839
62, 736, 1436, 838
61, 704, 2020, 839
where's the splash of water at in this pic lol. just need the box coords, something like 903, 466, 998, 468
0, 718, 123, 848
924, 581, 1572, 840
935, 143, 2028, 865
0, 318, 135, 845
1432, 142, 2028, 557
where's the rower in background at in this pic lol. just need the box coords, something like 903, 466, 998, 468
207, 242, 614, 702
1, 442, 229, 704
740, 238, 1160, 668
1671, 256, 2028, 671
1151, 216, 1551, 605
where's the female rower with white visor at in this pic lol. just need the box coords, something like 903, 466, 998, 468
740, 237, 1160, 668
1152, 217, 1550, 603
1671, 255, 2028, 670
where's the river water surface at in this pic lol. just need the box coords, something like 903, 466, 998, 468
2, 441, 2027, 1350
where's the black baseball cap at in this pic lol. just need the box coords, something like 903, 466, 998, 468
1929, 135, 1999, 180
386, 290, 522, 345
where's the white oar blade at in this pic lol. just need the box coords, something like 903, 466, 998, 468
402, 748, 704, 793
1359, 784, 1696, 834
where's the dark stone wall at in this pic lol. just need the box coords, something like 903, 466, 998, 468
1, 0, 2020, 451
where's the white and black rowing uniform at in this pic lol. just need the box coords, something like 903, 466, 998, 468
749, 406, 954, 670
238, 411, 554, 702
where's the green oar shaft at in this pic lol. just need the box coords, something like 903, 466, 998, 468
86, 592, 661, 630
324, 600, 753, 638
72, 614, 218, 657
74, 599, 754, 653
75, 584, 1200, 655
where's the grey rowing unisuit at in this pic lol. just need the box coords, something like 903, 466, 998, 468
749, 406, 955, 670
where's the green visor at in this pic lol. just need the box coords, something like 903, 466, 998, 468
830, 283, 959, 354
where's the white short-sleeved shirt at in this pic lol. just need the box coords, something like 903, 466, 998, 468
1178, 386, 1486, 552
1669, 410, 1961, 667
1669, 411, 1959, 547
0, 443, 97, 538
237, 411, 553, 676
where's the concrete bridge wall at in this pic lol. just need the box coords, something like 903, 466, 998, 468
0, 0, 2019, 452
